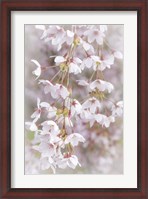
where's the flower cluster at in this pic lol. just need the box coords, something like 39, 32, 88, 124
25, 25, 123, 174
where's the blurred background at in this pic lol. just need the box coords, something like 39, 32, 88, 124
25, 25, 123, 174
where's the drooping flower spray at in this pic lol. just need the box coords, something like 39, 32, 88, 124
25, 25, 123, 174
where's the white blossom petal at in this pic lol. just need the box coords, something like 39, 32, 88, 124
96, 36, 103, 45
65, 117, 73, 127
77, 80, 89, 86
59, 85, 69, 99
82, 41, 91, 51
103, 55, 114, 67
41, 120, 60, 135
25, 121, 38, 131
67, 30, 74, 37
114, 51, 123, 59
54, 56, 66, 63
31, 110, 40, 119
82, 97, 101, 113
65, 133, 85, 147
69, 63, 81, 74
40, 102, 50, 108
35, 25, 45, 30
31, 59, 41, 68
90, 79, 114, 93
88, 33, 95, 43
100, 25, 107, 32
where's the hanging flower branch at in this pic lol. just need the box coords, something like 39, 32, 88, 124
25, 25, 123, 174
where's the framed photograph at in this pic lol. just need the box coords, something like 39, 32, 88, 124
0, 0, 148, 198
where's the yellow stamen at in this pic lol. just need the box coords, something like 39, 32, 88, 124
73, 37, 80, 46
89, 89, 105, 100
59, 63, 68, 72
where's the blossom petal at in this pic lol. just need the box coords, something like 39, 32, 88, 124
31, 59, 41, 68
77, 80, 89, 86
40, 102, 50, 108
65, 133, 85, 146
85, 57, 93, 68
65, 117, 73, 127
37, 98, 40, 109
31, 110, 40, 119
69, 63, 81, 74
91, 55, 100, 62
103, 55, 114, 66
67, 30, 74, 37
114, 51, 123, 59
35, 25, 45, 30
32, 67, 41, 79
88, 32, 95, 43
100, 25, 107, 32
96, 36, 103, 45
59, 85, 69, 99
54, 56, 65, 63
25, 122, 37, 131
83, 41, 91, 51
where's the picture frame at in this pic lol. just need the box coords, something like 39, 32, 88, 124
0, 0, 147, 198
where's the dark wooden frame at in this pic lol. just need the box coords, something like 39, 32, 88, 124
0, 0, 148, 198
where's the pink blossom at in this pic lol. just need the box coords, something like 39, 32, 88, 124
65, 133, 85, 147
57, 154, 81, 169
82, 97, 101, 113
90, 79, 114, 93
84, 28, 105, 45
31, 59, 41, 79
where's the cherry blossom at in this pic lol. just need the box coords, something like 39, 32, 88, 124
39, 25, 65, 44
31, 59, 41, 79
55, 30, 75, 51
80, 109, 93, 122
41, 120, 60, 135
66, 117, 74, 127
39, 80, 69, 99
54, 56, 82, 74
84, 27, 105, 45
32, 141, 57, 173
55, 108, 73, 127
113, 51, 123, 59
82, 41, 94, 52
69, 99, 82, 116
25, 119, 38, 131
75, 25, 88, 37
111, 101, 123, 117
82, 97, 101, 113
31, 98, 50, 121
54, 56, 66, 64
65, 133, 85, 147
51, 27, 65, 46
92, 55, 114, 71
96, 114, 115, 128
100, 25, 108, 32
25, 24, 123, 174
72, 99, 82, 114
80, 55, 94, 70
90, 79, 114, 93
69, 57, 82, 74
35, 25, 45, 31
40, 157, 55, 173
54, 84, 69, 99
47, 105, 57, 119
32, 141, 56, 159
64, 30, 74, 45
57, 154, 81, 169
38, 80, 54, 94
35, 25, 46, 39
77, 79, 114, 93
77, 79, 89, 86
